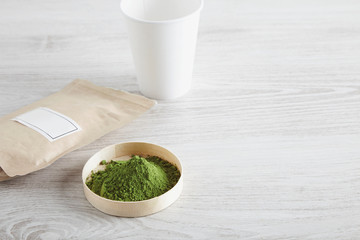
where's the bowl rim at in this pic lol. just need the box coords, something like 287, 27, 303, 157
82, 141, 183, 204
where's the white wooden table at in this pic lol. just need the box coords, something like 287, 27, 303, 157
1, 0, 360, 239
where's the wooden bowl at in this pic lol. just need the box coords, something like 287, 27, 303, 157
82, 142, 183, 217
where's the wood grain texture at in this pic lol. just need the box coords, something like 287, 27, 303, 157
1, 0, 360, 239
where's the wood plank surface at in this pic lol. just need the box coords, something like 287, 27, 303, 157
0, 0, 360, 239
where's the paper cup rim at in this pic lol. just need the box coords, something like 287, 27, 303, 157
120, 0, 204, 24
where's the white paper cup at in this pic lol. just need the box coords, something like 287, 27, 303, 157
120, 0, 204, 100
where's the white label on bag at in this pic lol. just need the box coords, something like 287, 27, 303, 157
12, 107, 81, 142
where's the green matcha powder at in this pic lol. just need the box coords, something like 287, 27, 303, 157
86, 155, 181, 201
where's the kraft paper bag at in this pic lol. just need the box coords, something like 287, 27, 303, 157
0, 79, 156, 181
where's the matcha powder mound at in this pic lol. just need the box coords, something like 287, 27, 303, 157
86, 155, 181, 201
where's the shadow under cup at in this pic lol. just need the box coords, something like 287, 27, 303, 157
121, 0, 204, 100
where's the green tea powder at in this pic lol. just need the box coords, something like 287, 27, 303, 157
86, 155, 181, 201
